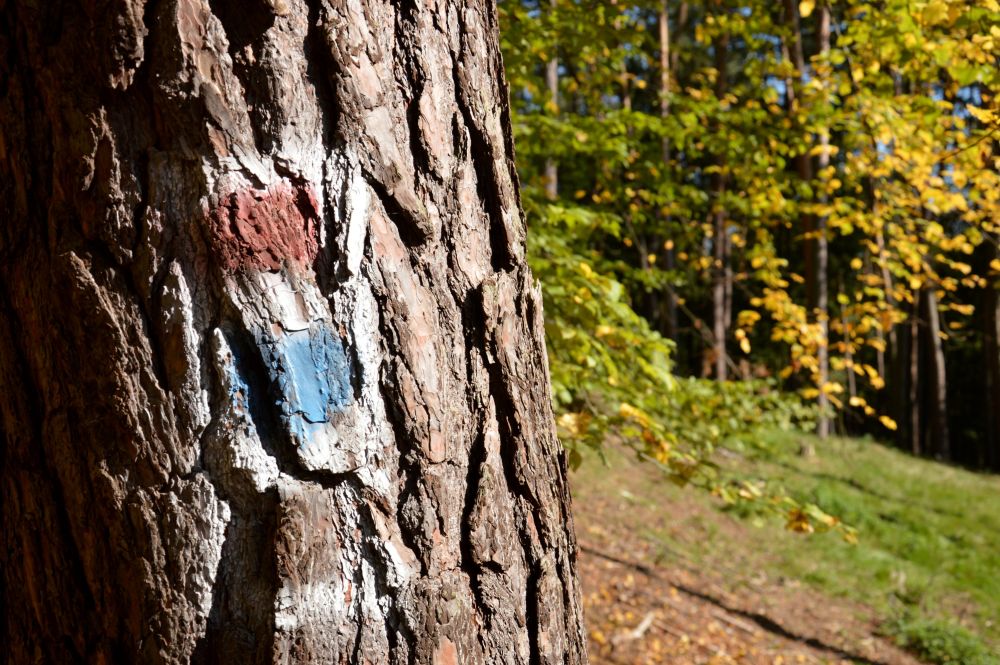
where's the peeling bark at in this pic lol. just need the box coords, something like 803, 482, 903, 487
0, 1, 587, 662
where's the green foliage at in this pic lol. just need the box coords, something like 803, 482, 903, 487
500, 0, 1000, 463
886, 616, 998, 665
499, 1, 1000, 653
528, 194, 817, 482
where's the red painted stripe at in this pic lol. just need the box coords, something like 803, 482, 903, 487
207, 182, 321, 272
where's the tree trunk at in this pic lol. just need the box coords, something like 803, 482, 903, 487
783, 0, 828, 446
923, 289, 950, 459
986, 292, 1000, 470
0, 2, 587, 663
908, 298, 922, 455
985, 241, 1000, 471
815, 3, 831, 440
544, 0, 559, 200
710, 18, 730, 382
658, 0, 679, 341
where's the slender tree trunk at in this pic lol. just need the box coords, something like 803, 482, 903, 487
0, 2, 587, 663
783, 0, 828, 447
875, 225, 903, 441
710, 17, 730, 382
659, 0, 680, 341
815, 4, 831, 440
708, 193, 733, 382
544, 0, 559, 200
909, 297, 922, 455
985, 253, 1000, 470
923, 289, 950, 459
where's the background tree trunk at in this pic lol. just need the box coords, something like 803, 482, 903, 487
908, 298, 922, 455
923, 289, 950, 459
0, 1, 587, 663
815, 3, 831, 441
658, 0, 679, 342
544, 0, 559, 201
984, 239, 1000, 471
710, 14, 730, 382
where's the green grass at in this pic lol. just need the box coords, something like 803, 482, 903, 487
737, 431, 1000, 649
885, 615, 998, 665
572, 429, 1000, 662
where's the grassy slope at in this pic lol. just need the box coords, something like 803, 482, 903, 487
571, 429, 1000, 658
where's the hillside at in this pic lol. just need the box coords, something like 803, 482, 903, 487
572, 432, 1000, 664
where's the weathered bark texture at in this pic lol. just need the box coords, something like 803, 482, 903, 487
0, 1, 587, 663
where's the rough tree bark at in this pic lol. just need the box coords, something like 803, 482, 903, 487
0, 1, 587, 663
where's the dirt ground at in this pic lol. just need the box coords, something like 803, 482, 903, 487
572, 457, 924, 665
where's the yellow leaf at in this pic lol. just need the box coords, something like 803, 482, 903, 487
879, 415, 898, 431
786, 508, 814, 533
799, 0, 815, 18
740, 337, 751, 354
557, 412, 592, 437
808, 144, 838, 157
968, 106, 997, 125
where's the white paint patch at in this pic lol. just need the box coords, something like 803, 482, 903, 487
255, 271, 313, 332
345, 167, 370, 277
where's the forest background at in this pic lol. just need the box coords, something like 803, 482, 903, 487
497, 2, 1000, 660
498, 0, 1000, 478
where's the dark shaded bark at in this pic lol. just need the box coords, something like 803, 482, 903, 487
0, 1, 587, 663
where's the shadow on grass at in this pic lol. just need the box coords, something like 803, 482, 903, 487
768, 458, 964, 520
580, 544, 893, 665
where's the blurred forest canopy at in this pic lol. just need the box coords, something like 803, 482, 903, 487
497, 0, 1000, 478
